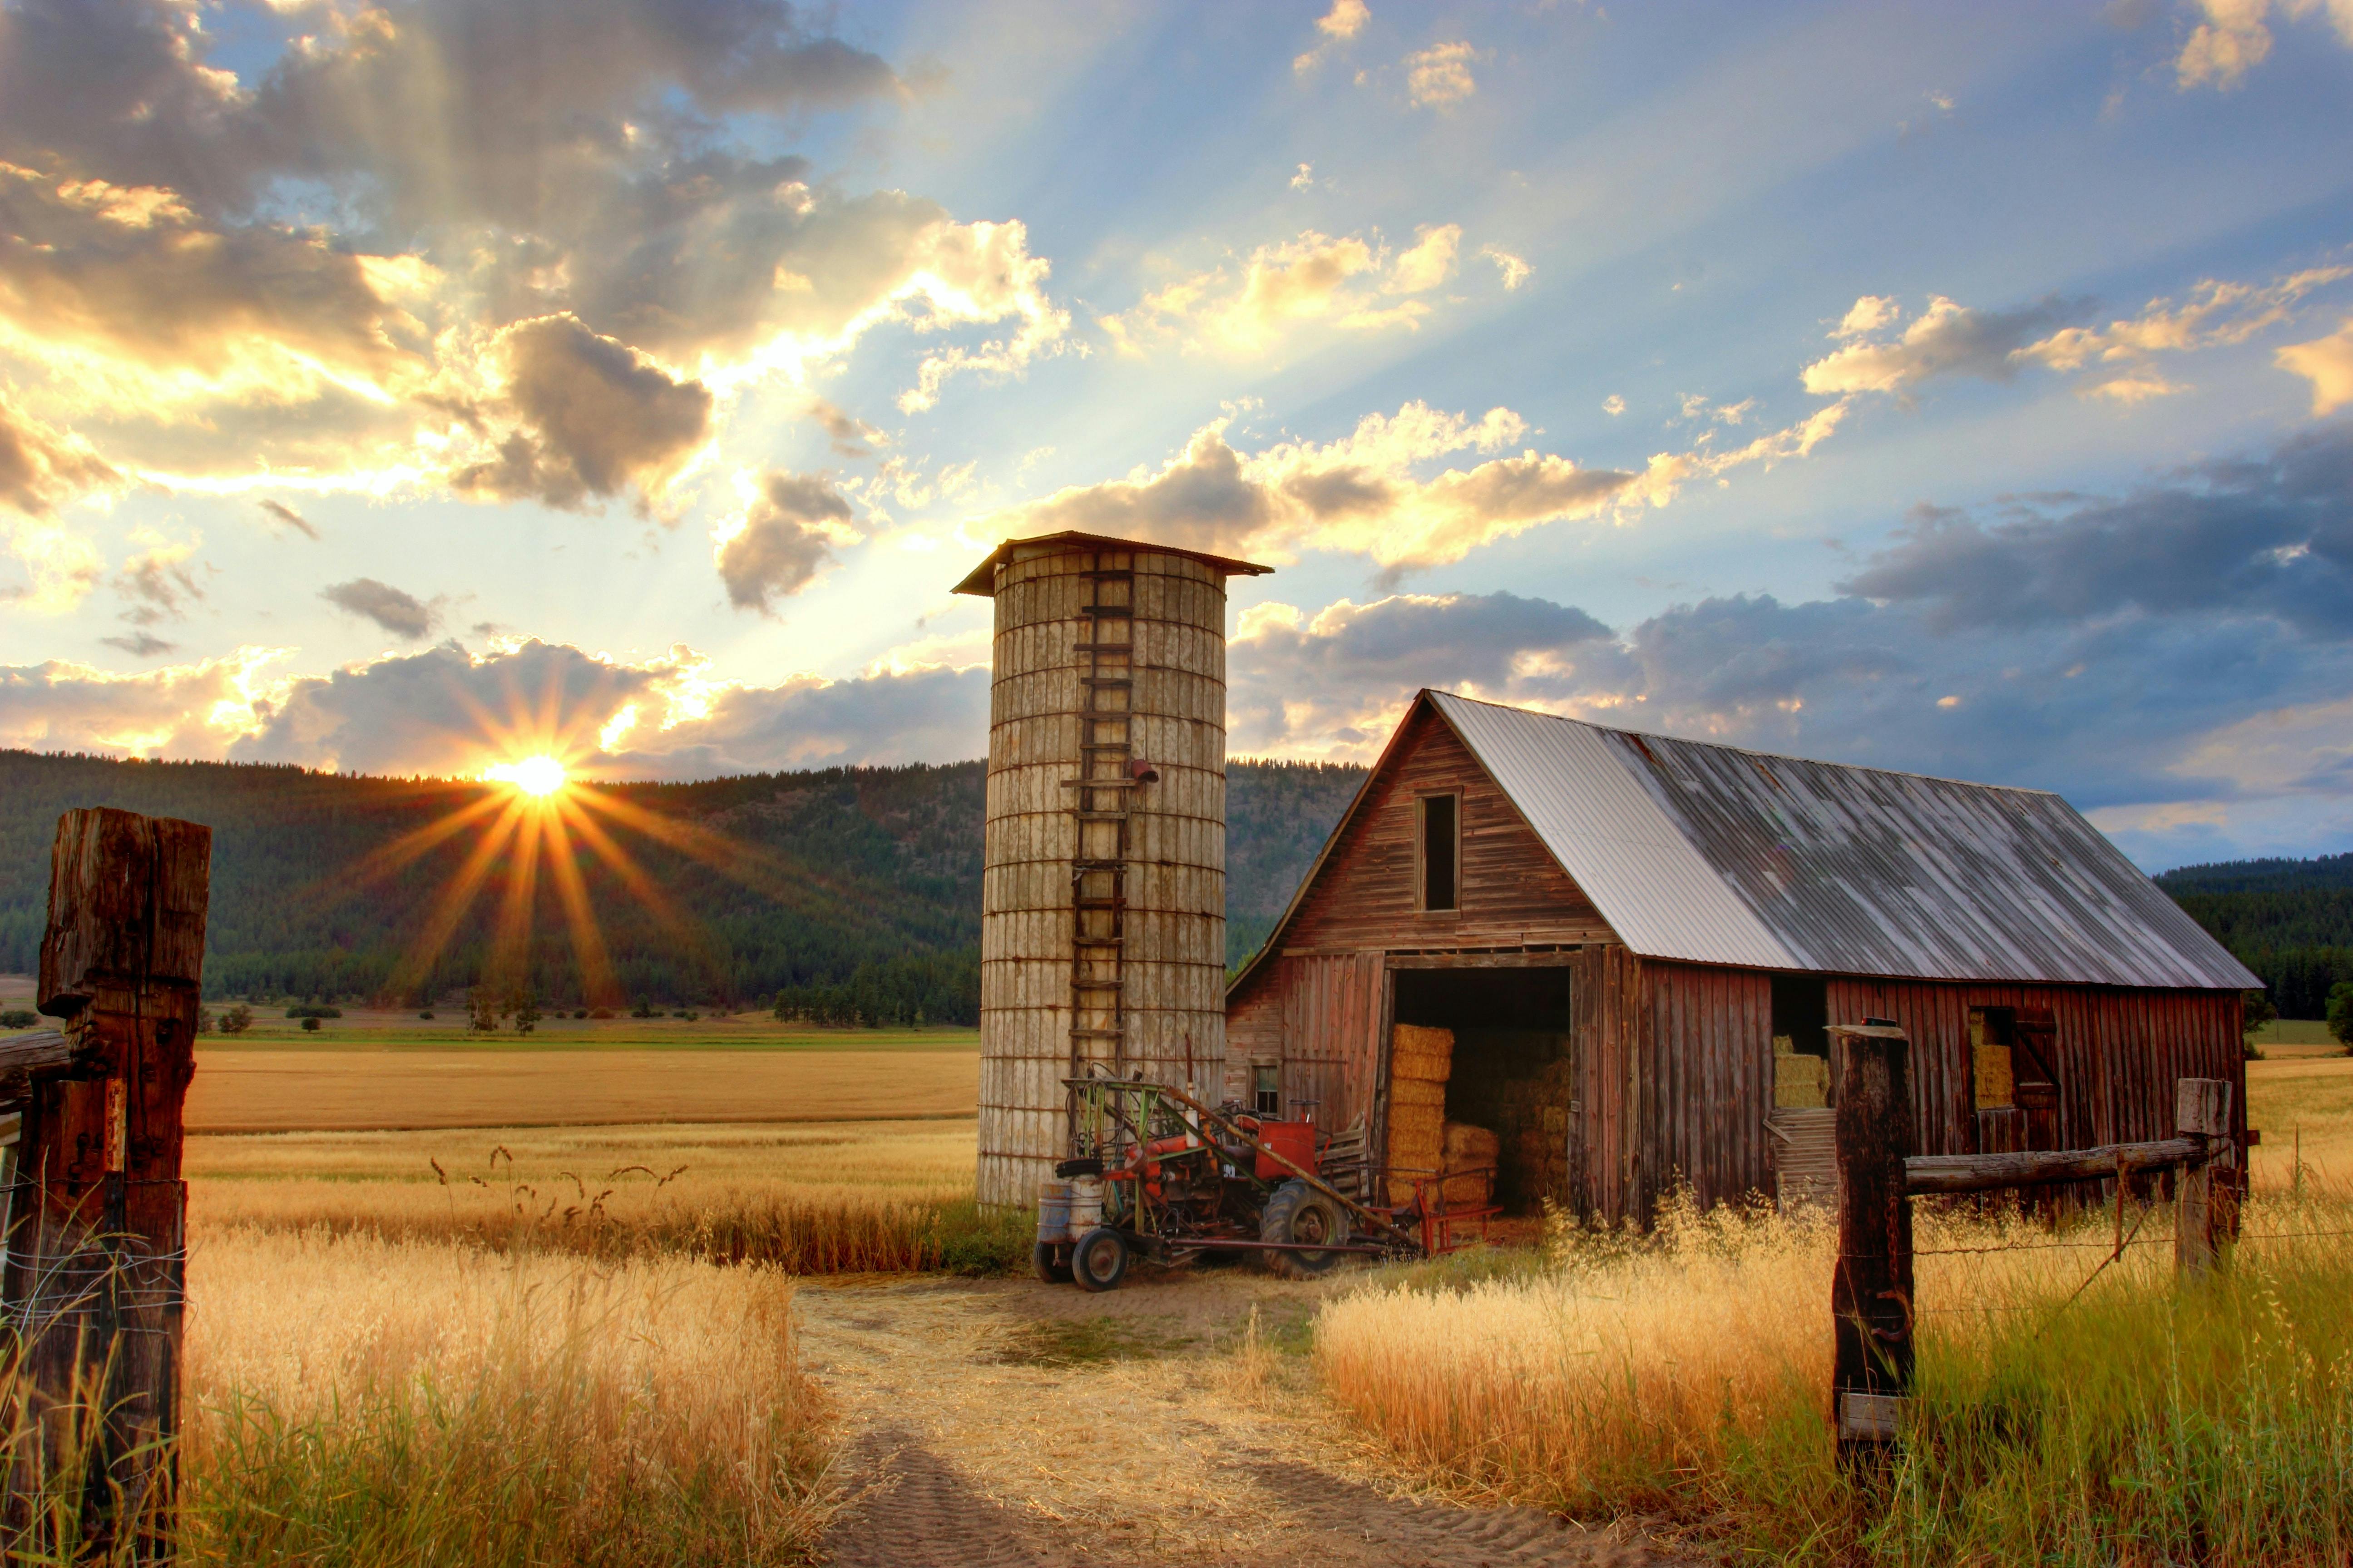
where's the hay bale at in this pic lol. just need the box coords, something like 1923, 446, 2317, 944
1390, 1077, 1447, 1111
1390, 1024, 1454, 1082
1438, 1168, 1493, 1207
1441, 1120, 1501, 1168
1774, 1051, 1829, 1109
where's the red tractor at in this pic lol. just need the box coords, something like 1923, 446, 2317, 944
1032, 1074, 1496, 1291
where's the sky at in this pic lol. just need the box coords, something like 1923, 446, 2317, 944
1, 0, 2351, 871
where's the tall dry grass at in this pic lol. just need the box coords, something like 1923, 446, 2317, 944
180, 1227, 833, 1566
186, 1120, 1028, 1274
1317, 1187, 2353, 1564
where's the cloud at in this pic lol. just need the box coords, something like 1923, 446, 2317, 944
1801, 295, 2089, 395
2279, 315, 2353, 414
113, 527, 203, 626
100, 631, 176, 658
713, 470, 857, 613
0, 635, 990, 779
0, 396, 118, 517
1102, 225, 1472, 357
321, 577, 434, 640
449, 315, 713, 510
1834, 420, 2353, 637
257, 498, 320, 540
1478, 244, 1532, 290
1602, 394, 1626, 416
1294, 0, 1370, 74
0, 1, 1063, 507
2177, 0, 2274, 88
1404, 41, 1480, 109
1805, 267, 2353, 400
1290, 163, 1316, 191
979, 395, 1847, 576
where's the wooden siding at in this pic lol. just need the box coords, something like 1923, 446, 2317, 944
1279, 705, 1616, 953
1568, 943, 1642, 1223
1825, 979, 2247, 1158
1632, 962, 1775, 1219
1280, 952, 1388, 1137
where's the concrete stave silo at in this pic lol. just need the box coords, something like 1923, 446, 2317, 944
954, 533, 1270, 1210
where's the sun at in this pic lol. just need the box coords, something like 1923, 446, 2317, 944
485, 754, 569, 798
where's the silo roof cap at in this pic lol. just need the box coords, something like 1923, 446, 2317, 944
952, 531, 1275, 596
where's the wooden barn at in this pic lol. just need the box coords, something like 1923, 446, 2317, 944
1223, 690, 2260, 1224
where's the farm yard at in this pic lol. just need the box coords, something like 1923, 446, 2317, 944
110, 1026, 2353, 1563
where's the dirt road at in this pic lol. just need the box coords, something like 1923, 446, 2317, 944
798, 1268, 1683, 1568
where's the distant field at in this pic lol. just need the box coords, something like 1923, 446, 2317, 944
187, 1048, 978, 1132
2249, 1017, 2343, 1049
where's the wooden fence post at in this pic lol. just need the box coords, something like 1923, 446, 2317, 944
2175, 1078, 2232, 1278
1829, 1022, 1913, 1459
4, 809, 210, 1558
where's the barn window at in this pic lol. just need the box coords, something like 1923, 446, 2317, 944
1418, 793, 1459, 912
1972, 1008, 2015, 1109
1253, 1064, 1281, 1115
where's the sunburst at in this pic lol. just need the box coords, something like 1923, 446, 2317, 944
337, 666, 801, 1011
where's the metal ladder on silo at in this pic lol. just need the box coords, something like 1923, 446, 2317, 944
1064, 548, 1135, 1106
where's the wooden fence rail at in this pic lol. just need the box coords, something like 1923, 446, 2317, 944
1827, 1021, 2234, 1459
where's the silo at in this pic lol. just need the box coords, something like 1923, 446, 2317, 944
953, 532, 1272, 1209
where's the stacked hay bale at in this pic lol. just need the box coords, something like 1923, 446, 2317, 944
1439, 1120, 1500, 1207
1386, 1024, 1452, 1204
1493, 1043, 1576, 1209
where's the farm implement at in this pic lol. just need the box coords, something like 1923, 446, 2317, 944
1032, 1073, 1497, 1291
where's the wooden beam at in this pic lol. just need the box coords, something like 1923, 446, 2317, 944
0, 1028, 99, 1078
1382, 949, 1583, 970
2176, 1078, 2231, 1277
1904, 1138, 2206, 1194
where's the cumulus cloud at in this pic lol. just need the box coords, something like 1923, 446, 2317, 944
1102, 224, 1473, 357
1805, 267, 2353, 401
1404, 41, 1481, 109
321, 577, 434, 640
449, 315, 714, 510
713, 470, 857, 614
1294, 0, 1370, 74
0, 0, 1065, 510
2279, 315, 2353, 414
979, 395, 1847, 577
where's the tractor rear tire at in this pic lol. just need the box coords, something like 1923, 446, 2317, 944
1070, 1227, 1130, 1292
1033, 1241, 1072, 1283
1261, 1179, 1351, 1279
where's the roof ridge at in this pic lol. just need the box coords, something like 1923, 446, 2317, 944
1427, 689, 2061, 799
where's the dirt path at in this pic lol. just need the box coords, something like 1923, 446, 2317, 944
798, 1269, 1686, 1568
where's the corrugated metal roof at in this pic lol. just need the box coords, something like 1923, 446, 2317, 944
1430, 692, 2259, 990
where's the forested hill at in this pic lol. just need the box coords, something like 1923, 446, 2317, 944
2155, 852, 2353, 1018
0, 751, 1366, 1016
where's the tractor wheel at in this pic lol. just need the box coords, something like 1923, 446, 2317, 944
1069, 1227, 1130, 1292
1260, 1179, 1351, 1279
1032, 1241, 1072, 1283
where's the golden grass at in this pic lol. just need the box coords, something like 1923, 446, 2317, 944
177, 1227, 832, 1565
2248, 1051, 2353, 1191
1316, 1189, 2353, 1563
186, 1118, 1023, 1275
186, 1047, 978, 1132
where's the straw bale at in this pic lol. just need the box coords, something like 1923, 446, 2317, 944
1390, 1078, 1447, 1111
1442, 1120, 1501, 1168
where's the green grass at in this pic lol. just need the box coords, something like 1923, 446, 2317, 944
2250, 1017, 2343, 1050
989, 1316, 1195, 1367
192, 1023, 979, 1053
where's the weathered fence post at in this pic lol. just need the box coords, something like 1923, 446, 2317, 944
2175, 1078, 2232, 1277
4, 808, 210, 1558
1829, 1022, 1913, 1460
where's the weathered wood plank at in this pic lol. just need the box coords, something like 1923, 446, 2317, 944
1905, 1137, 2205, 1193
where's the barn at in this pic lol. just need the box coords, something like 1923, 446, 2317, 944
1223, 689, 2261, 1224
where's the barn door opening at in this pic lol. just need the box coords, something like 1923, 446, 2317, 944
1386, 965, 1574, 1214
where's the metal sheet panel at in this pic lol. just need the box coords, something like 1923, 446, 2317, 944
1429, 692, 2258, 990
